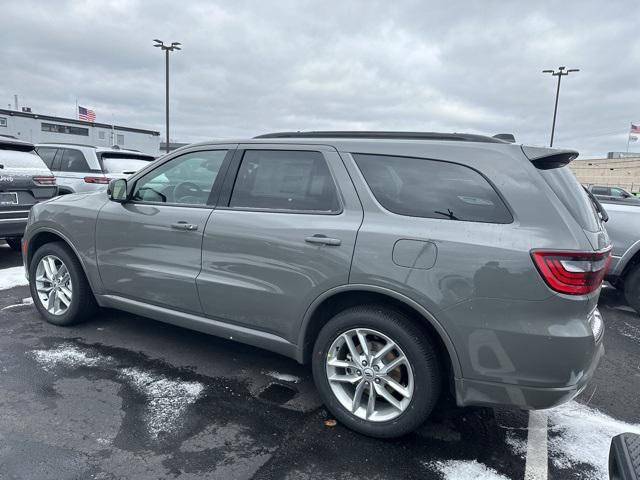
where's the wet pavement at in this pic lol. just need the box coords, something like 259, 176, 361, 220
0, 241, 638, 479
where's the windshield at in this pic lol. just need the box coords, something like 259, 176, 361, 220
0, 150, 49, 170
539, 166, 602, 232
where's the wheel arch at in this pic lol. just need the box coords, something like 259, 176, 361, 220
296, 284, 461, 378
26, 229, 94, 290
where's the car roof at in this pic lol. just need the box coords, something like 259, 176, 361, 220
0, 136, 35, 152
36, 143, 149, 155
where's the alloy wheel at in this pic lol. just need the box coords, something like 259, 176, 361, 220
325, 328, 414, 422
35, 255, 73, 316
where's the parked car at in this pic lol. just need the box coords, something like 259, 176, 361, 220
596, 200, 640, 311
587, 185, 640, 205
35, 143, 156, 194
0, 137, 57, 251
23, 131, 610, 438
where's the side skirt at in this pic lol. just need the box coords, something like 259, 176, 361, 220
96, 294, 299, 360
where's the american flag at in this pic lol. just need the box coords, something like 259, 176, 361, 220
631, 124, 640, 134
78, 106, 96, 122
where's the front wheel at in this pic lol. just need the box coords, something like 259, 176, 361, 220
29, 242, 97, 326
312, 305, 442, 438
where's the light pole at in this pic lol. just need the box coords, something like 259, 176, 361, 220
154, 39, 181, 153
542, 66, 579, 147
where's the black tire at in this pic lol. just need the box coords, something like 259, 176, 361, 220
623, 265, 640, 313
29, 241, 97, 326
312, 305, 442, 438
5, 237, 21, 252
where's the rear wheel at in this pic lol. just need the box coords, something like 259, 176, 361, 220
29, 242, 97, 326
5, 237, 21, 252
312, 305, 442, 438
623, 265, 640, 313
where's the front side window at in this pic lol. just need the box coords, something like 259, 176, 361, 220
59, 149, 90, 172
132, 150, 226, 206
353, 153, 512, 223
610, 187, 627, 198
229, 150, 340, 212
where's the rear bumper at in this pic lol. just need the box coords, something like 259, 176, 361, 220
0, 209, 30, 238
455, 338, 604, 410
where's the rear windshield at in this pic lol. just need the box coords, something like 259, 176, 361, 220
353, 153, 512, 223
100, 154, 154, 174
0, 149, 49, 170
539, 166, 601, 232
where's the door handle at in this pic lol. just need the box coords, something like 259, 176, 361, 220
171, 222, 199, 231
305, 234, 341, 246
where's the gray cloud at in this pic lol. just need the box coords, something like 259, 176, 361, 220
1, 0, 638, 157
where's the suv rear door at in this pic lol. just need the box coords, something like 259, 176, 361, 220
197, 144, 363, 343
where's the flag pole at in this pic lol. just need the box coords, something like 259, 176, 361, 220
627, 123, 631, 153
75, 98, 78, 120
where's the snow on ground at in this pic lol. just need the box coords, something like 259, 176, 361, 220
619, 321, 640, 343
1, 296, 34, 311
547, 401, 640, 479
265, 370, 301, 383
120, 367, 205, 439
0, 266, 28, 290
427, 459, 510, 480
31, 344, 112, 371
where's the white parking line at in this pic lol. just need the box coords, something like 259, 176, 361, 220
524, 410, 549, 480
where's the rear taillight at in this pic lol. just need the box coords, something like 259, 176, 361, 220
32, 175, 56, 186
84, 176, 111, 184
531, 248, 611, 295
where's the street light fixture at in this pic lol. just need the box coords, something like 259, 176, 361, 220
542, 66, 579, 147
154, 39, 182, 153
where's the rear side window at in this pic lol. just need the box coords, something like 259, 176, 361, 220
59, 149, 90, 172
539, 167, 601, 232
591, 186, 609, 195
353, 153, 512, 223
229, 150, 340, 212
36, 147, 58, 169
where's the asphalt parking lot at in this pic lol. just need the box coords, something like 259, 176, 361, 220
0, 241, 638, 480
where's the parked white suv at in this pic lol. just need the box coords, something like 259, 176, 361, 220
35, 143, 156, 194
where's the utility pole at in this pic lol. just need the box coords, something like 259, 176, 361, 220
153, 39, 182, 153
542, 66, 579, 147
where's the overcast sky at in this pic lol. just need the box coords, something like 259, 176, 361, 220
2, 0, 639, 157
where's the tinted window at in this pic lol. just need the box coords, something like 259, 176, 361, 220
610, 187, 626, 197
41, 123, 89, 136
132, 150, 226, 205
591, 187, 609, 195
354, 154, 512, 223
36, 147, 58, 168
229, 150, 340, 212
59, 149, 90, 172
0, 150, 49, 170
539, 166, 601, 232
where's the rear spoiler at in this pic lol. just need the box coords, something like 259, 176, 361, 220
521, 146, 579, 170
0, 137, 35, 152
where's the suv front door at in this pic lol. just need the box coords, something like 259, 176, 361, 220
96, 146, 234, 313
197, 145, 363, 342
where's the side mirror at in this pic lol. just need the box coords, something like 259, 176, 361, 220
108, 178, 129, 203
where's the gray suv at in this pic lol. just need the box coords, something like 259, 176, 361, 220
23, 131, 610, 438
0, 137, 57, 251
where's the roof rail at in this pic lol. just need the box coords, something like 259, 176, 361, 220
254, 131, 507, 143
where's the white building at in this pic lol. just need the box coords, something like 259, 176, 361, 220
0, 108, 160, 155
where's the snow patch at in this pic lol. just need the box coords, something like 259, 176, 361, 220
504, 431, 526, 459
547, 401, 640, 479
1, 296, 34, 311
0, 266, 28, 290
427, 460, 510, 480
619, 321, 640, 342
31, 344, 111, 371
120, 367, 204, 439
265, 370, 301, 383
